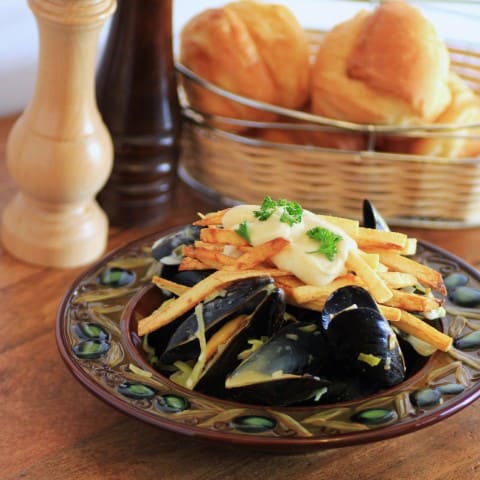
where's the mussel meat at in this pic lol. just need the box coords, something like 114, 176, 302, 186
225, 321, 331, 406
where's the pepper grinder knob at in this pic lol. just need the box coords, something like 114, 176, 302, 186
1, 0, 116, 268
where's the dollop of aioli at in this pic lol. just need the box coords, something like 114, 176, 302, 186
222, 205, 357, 287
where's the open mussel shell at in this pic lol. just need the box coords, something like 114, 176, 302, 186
326, 307, 405, 387
362, 199, 390, 231
151, 225, 201, 262
195, 287, 286, 394
160, 277, 277, 364
321, 285, 379, 330
151, 225, 208, 284
225, 321, 331, 406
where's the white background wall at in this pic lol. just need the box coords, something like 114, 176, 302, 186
0, 0, 478, 117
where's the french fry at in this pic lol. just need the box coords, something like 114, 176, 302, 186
379, 271, 418, 289
317, 215, 359, 238
138, 269, 273, 335
377, 263, 389, 273
402, 238, 418, 255
274, 275, 305, 289
379, 252, 446, 294
193, 240, 225, 251
356, 241, 405, 254
193, 209, 229, 226
178, 257, 212, 271
193, 240, 255, 256
151, 276, 189, 296
357, 251, 381, 270
183, 244, 238, 268
200, 227, 248, 247
385, 289, 442, 312
346, 250, 393, 303
379, 305, 402, 322
355, 227, 408, 251
289, 274, 360, 304
184, 238, 289, 271
224, 237, 289, 270
396, 310, 452, 352
247, 268, 293, 278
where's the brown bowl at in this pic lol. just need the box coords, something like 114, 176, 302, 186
56, 227, 480, 452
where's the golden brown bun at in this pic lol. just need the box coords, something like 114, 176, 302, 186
311, 1, 451, 125
410, 74, 480, 158
378, 74, 480, 158
180, 1, 310, 132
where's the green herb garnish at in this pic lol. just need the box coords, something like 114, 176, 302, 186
253, 196, 303, 226
277, 199, 304, 226
254, 196, 277, 221
235, 221, 251, 243
306, 226, 343, 261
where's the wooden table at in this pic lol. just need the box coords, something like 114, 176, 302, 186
1, 113, 480, 479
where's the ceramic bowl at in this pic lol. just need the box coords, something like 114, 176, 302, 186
56, 227, 480, 452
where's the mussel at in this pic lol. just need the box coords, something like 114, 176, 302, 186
195, 286, 286, 394
223, 286, 406, 405
147, 277, 288, 393
362, 199, 390, 231
225, 321, 331, 406
160, 277, 280, 364
152, 225, 214, 286
152, 225, 202, 262
321, 285, 380, 330
144, 241, 410, 406
326, 306, 406, 387
322, 285, 405, 387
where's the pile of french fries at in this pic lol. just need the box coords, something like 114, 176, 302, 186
138, 209, 452, 353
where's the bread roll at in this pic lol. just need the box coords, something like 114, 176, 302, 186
410, 74, 480, 158
311, 1, 451, 125
378, 75, 480, 158
180, 1, 310, 132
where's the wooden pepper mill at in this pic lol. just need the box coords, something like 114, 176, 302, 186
1, 0, 116, 268
96, 0, 181, 227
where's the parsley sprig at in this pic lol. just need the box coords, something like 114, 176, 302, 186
253, 196, 303, 226
307, 226, 343, 261
235, 221, 251, 243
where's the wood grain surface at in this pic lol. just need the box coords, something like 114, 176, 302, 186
1, 113, 480, 480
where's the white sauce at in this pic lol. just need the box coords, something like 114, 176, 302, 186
222, 205, 357, 287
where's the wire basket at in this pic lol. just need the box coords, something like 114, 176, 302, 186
176, 28, 480, 228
